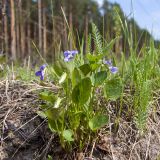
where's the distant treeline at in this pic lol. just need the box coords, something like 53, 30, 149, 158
0, 0, 159, 61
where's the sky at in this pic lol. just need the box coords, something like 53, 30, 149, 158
96, 0, 160, 40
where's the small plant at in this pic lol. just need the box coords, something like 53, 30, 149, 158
131, 46, 156, 133
36, 24, 122, 151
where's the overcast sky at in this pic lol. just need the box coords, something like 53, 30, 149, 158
96, 0, 160, 40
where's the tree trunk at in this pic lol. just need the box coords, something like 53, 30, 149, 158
51, 0, 55, 60
27, 0, 31, 56
2, 0, 8, 58
43, 9, 47, 57
34, 23, 37, 43
38, 0, 42, 53
10, 0, 16, 60
20, 1, 25, 58
0, 1, 3, 51
0, 20, 3, 52
27, 23, 31, 56
16, 2, 20, 58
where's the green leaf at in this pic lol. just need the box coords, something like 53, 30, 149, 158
86, 53, 103, 62
45, 108, 61, 120
104, 78, 123, 100
103, 37, 119, 55
48, 118, 63, 132
86, 54, 102, 71
79, 64, 91, 76
44, 97, 62, 120
72, 77, 92, 105
53, 61, 64, 77
39, 91, 56, 103
53, 60, 70, 77
92, 23, 103, 54
69, 112, 81, 130
54, 97, 62, 108
89, 115, 108, 131
62, 129, 74, 141
37, 111, 47, 119
90, 63, 101, 71
47, 155, 53, 160
59, 72, 67, 84
94, 71, 107, 86
72, 68, 81, 87
59, 60, 71, 73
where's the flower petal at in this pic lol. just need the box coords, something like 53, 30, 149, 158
40, 64, 47, 71
64, 50, 78, 62
64, 57, 70, 62
40, 75, 44, 80
40, 70, 45, 80
35, 70, 42, 76
71, 50, 78, 56
104, 59, 112, 66
64, 50, 71, 57
109, 66, 118, 74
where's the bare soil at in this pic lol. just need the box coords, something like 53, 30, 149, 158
0, 80, 160, 160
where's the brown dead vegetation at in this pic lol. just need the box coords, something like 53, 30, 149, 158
0, 80, 160, 160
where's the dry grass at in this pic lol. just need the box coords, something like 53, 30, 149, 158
0, 80, 160, 160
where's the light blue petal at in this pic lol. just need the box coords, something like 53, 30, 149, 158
64, 50, 71, 57
64, 55, 73, 62
104, 59, 112, 66
64, 57, 70, 62
109, 66, 118, 74
40, 64, 47, 71
40, 71, 45, 80
71, 50, 78, 56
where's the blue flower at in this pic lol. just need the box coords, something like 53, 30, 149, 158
64, 50, 78, 62
35, 64, 47, 80
103, 59, 112, 66
109, 66, 118, 74
104, 59, 118, 74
